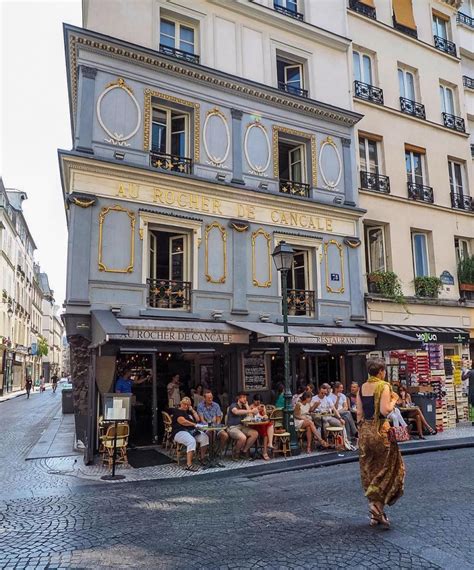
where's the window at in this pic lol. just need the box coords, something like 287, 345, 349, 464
405, 149, 425, 186
277, 58, 305, 96
398, 68, 416, 101
440, 84, 455, 115
151, 107, 190, 168
359, 137, 379, 174
432, 14, 448, 40
274, 0, 302, 18
448, 160, 464, 197
160, 18, 195, 54
353, 51, 372, 85
455, 238, 470, 262
412, 233, 430, 277
286, 248, 314, 316
278, 138, 307, 188
365, 226, 386, 273
392, 0, 417, 37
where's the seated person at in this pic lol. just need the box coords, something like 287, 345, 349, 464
274, 383, 285, 409
227, 392, 258, 459
197, 390, 229, 452
249, 394, 274, 460
347, 382, 359, 412
294, 391, 329, 453
291, 384, 307, 407
398, 386, 435, 439
311, 383, 345, 437
327, 382, 358, 440
172, 397, 209, 471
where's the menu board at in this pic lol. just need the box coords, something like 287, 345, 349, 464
242, 354, 267, 391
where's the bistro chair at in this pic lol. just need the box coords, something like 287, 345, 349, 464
161, 411, 173, 450
273, 430, 291, 458
101, 422, 130, 469
265, 404, 276, 416
326, 426, 345, 450
269, 408, 284, 430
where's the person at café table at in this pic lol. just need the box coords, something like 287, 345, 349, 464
294, 392, 329, 453
347, 382, 359, 411
310, 383, 345, 436
197, 389, 229, 452
249, 394, 274, 460
172, 397, 209, 471
227, 391, 259, 460
397, 385, 435, 439
327, 381, 358, 441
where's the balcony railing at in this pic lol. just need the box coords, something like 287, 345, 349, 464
354, 80, 384, 105
407, 181, 434, 203
360, 171, 391, 194
278, 81, 308, 98
450, 192, 474, 212
463, 76, 474, 89
279, 178, 310, 198
159, 44, 200, 64
150, 150, 193, 174
287, 289, 315, 316
400, 97, 426, 119
147, 278, 191, 310
349, 0, 376, 19
393, 18, 418, 38
457, 12, 474, 28
442, 112, 465, 133
433, 35, 457, 57
273, 1, 304, 20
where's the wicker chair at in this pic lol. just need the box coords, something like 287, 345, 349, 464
161, 411, 173, 450
101, 423, 130, 469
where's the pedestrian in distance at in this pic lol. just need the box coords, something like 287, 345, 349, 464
357, 358, 405, 529
39, 375, 46, 393
25, 376, 33, 399
51, 373, 59, 394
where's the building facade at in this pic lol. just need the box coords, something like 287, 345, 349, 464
60, 0, 403, 459
348, 0, 473, 357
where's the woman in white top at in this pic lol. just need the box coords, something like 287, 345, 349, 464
294, 392, 329, 453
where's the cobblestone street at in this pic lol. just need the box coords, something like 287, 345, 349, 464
1, 393, 474, 569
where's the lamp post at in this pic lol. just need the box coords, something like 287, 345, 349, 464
272, 241, 300, 455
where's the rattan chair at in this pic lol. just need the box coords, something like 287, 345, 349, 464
161, 411, 173, 449
101, 422, 130, 469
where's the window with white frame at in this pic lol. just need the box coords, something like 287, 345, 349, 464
448, 160, 465, 197
455, 237, 470, 262
365, 226, 387, 273
398, 67, 416, 101
405, 149, 426, 186
274, 0, 300, 16
278, 138, 307, 184
359, 136, 379, 174
286, 248, 314, 316
353, 51, 373, 85
432, 14, 449, 40
160, 18, 196, 55
277, 57, 305, 96
412, 232, 430, 277
440, 84, 455, 115
151, 107, 188, 157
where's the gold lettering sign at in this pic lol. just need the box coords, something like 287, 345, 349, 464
123, 328, 248, 344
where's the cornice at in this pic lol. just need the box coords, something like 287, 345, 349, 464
58, 150, 366, 221
64, 24, 362, 131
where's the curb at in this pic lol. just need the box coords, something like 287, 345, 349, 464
0, 390, 27, 403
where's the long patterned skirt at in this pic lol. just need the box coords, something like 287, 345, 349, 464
359, 419, 405, 506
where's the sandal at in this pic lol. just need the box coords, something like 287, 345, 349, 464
184, 464, 199, 472
319, 440, 330, 449
262, 453, 270, 461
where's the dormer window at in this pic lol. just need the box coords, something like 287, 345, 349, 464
159, 18, 199, 64
277, 58, 307, 97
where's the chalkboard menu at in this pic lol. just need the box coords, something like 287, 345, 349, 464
242, 354, 267, 391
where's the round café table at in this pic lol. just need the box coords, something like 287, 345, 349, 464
241, 419, 273, 459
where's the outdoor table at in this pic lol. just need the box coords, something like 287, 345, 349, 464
241, 419, 272, 459
196, 424, 226, 468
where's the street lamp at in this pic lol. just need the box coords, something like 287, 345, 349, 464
272, 241, 299, 455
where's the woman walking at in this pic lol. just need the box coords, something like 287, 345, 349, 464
357, 358, 405, 529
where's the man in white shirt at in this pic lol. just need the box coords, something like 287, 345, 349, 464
311, 383, 345, 436
328, 382, 357, 440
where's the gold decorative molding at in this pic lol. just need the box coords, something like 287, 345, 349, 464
71, 197, 95, 208
324, 240, 344, 294
272, 126, 317, 185
204, 222, 227, 284
230, 221, 249, 233
98, 205, 136, 273
105, 77, 134, 94
252, 228, 272, 288
143, 89, 200, 162
319, 136, 342, 190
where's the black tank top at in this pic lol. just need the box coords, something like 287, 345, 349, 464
360, 393, 375, 419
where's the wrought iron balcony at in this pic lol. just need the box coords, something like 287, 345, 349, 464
279, 179, 310, 198
463, 76, 474, 89
150, 150, 193, 174
442, 112, 465, 133
393, 18, 418, 38
450, 192, 474, 212
360, 171, 390, 194
457, 12, 474, 28
407, 181, 434, 204
349, 0, 376, 19
147, 278, 191, 310
287, 289, 315, 316
400, 97, 426, 119
433, 36, 456, 57
273, 1, 304, 20
354, 80, 384, 105
278, 81, 308, 98
159, 44, 200, 64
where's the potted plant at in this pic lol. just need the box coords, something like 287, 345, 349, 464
414, 276, 442, 298
367, 271, 405, 303
458, 255, 474, 293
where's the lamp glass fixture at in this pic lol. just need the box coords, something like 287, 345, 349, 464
271, 240, 294, 272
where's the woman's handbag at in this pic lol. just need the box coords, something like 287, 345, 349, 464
387, 425, 410, 443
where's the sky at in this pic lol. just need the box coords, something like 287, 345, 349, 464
1, 0, 82, 306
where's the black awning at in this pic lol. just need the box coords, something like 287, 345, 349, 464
359, 324, 470, 347
358, 324, 423, 350
91, 310, 128, 347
